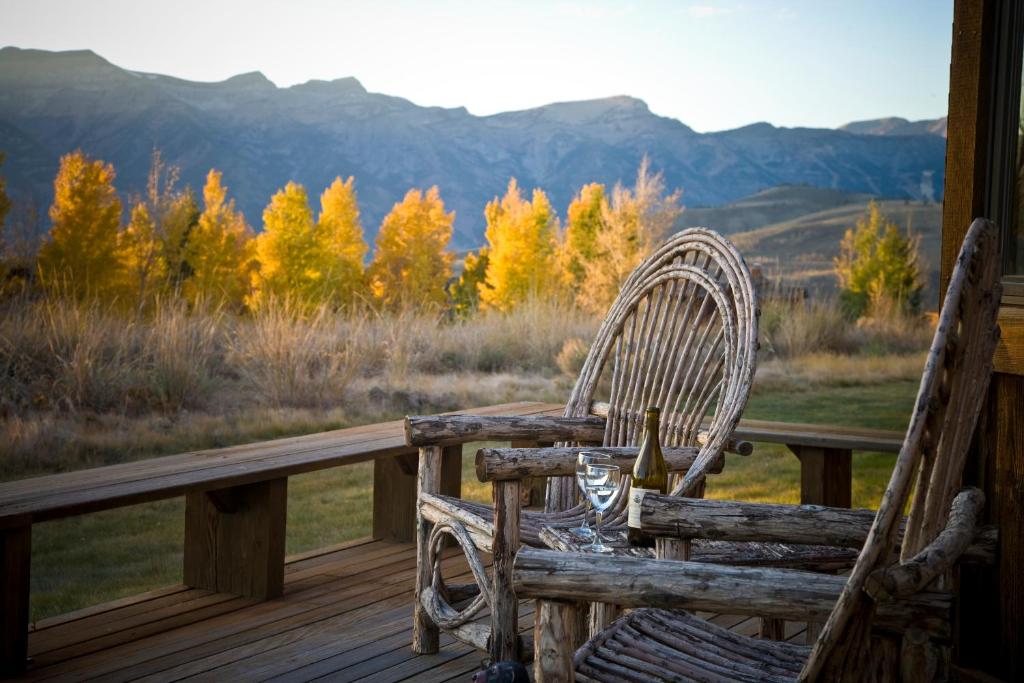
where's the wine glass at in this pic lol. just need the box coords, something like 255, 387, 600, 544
584, 463, 621, 553
573, 451, 611, 539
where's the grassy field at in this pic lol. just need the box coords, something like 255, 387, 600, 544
28, 377, 919, 623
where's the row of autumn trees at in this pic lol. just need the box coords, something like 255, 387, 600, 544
0, 150, 682, 316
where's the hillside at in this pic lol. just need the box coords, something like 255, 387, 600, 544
723, 196, 942, 304
0, 47, 947, 248
676, 185, 877, 235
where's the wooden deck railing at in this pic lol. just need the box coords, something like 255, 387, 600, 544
0, 401, 902, 675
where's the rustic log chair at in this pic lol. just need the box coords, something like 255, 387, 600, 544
512, 217, 1003, 682
405, 228, 767, 661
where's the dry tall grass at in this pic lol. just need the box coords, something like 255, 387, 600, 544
0, 292, 932, 477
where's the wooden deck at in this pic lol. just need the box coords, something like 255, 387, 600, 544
21, 539, 810, 682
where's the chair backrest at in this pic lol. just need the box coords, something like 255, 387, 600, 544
546, 228, 758, 510
802, 218, 1003, 681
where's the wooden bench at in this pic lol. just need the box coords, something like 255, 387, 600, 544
0, 401, 902, 675
0, 401, 560, 675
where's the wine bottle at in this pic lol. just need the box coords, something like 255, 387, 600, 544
628, 406, 669, 547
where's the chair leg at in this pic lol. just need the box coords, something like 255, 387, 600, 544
413, 446, 441, 654
536, 599, 577, 682
491, 480, 521, 662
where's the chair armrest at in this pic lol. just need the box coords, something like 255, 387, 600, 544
697, 429, 754, 456
404, 414, 606, 447
474, 446, 700, 482
866, 487, 987, 601
513, 548, 952, 638
637, 493, 996, 561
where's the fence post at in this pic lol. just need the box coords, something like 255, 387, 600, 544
788, 444, 852, 508
1, 521, 30, 676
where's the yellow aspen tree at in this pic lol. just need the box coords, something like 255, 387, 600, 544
38, 150, 126, 301
250, 181, 319, 309
368, 186, 454, 310
315, 176, 368, 308
478, 178, 561, 312
120, 202, 166, 309
184, 170, 255, 309
578, 158, 682, 314
561, 182, 606, 289
448, 247, 489, 318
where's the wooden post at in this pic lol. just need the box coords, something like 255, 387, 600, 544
1, 522, 30, 676
535, 599, 577, 682
786, 444, 851, 643
511, 440, 552, 509
788, 445, 852, 508
374, 447, 461, 543
491, 479, 521, 662
183, 479, 287, 599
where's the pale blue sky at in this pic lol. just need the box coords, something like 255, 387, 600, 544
0, 0, 953, 132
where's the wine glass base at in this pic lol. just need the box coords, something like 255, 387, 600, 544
572, 525, 594, 539
584, 543, 614, 553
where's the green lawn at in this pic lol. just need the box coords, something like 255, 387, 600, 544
28, 379, 918, 622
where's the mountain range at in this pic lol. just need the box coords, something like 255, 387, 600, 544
0, 47, 947, 249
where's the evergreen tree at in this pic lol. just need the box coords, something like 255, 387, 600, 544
478, 178, 561, 312
314, 176, 367, 308
834, 201, 922, 317
184, 170, 255, 309
448, 247, 489, 318
561, 182, 605, 289
251, 181, 319, 309
369, 187, 454, 310
38, 151, 125, 301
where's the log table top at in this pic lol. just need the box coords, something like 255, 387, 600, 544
538, 525, 859, 570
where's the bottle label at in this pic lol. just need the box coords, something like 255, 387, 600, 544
628, 487, 655, 529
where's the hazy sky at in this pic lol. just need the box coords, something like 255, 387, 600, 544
1, 0, 953, 132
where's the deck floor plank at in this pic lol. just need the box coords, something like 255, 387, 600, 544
23, 540, 786, 682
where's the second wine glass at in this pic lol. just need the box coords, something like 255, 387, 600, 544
574, 451, 611, 538
584, 463, 621, 553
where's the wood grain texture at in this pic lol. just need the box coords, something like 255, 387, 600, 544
535, 600, 577, 682
475, 445, 699, 482
0, 401, 561, 525
1, 523, 30, 676
513, 549, 952, 638
374, 446, 460, 543
404, 414, 606, 448
413, 446, 442, 654
640, 493, 878, 547
182, 478, 287, 599
491, 480, 521, 662
993, 305, 1024, 375
791, 445, 853, 508
866, 488, 985, 601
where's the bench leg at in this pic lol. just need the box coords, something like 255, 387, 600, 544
184, 478, 287, 599
2, 523, 31, 676
376, 447, 461, 544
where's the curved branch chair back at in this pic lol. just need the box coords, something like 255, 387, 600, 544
801, 217, 1002, 678
546, 228, 759, 511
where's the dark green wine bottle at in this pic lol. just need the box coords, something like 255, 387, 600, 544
628, 407, 669, 547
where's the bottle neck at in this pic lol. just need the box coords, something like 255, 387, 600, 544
644, 414, 660, 436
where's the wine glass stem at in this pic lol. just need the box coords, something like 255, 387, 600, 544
595, 511, 603, 546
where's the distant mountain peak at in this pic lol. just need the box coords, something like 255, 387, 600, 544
223, 71, 275, 88
289, 76, 366, 95
839, 116, 947, 138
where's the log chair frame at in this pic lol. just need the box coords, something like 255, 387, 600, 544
513, 218, 1004, 682
406, 228, 760, 661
